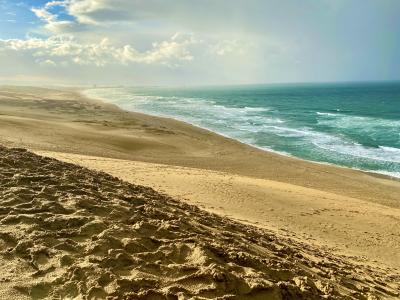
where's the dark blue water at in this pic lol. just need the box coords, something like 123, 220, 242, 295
86, 82, 400, 177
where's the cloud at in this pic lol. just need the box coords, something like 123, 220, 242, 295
117, 40, 196, 67
210, 40, 247, 56
39, 59, 57, 66
3, 0, 397, 85
67, 0, 119, 24
0, 33, 200, 67
31, 0, 134, 29
29, 0, 261, 34
31, 1, 77, 33
64, 0, 171, 24
31, 0, 347, 36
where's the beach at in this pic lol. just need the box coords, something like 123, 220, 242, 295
0, 86, 399, 298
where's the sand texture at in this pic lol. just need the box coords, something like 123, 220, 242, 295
1, 146, 400, 299
0, 86, 400, 299
37, 152, 400, 271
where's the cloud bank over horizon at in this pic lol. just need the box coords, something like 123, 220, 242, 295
0, 0, 399, 86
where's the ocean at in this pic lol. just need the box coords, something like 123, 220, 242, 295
85, 82, 400, 178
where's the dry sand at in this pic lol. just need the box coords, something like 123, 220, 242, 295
0, 86, 400, 298
35, 152, 400, 271
1, 146, 399, 299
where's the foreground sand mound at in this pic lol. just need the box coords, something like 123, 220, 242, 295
0, 146, 399, 299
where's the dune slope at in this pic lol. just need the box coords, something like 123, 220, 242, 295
0, 146, 399, 299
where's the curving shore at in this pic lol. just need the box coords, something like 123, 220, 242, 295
0, 86, 399, 298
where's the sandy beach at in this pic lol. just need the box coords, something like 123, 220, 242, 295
0, 86, 399, 299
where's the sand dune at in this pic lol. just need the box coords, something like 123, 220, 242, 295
0, 86, 400, 299
1, 146, 399, 299
36, 151, 400, 270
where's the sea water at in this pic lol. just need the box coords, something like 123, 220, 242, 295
85, 82, 400, 178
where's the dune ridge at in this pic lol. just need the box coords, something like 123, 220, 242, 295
36, 151, 400, 270
0, 146, 399, 299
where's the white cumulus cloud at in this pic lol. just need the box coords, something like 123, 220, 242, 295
0, 34, 200, 67
31, 2, 75, 33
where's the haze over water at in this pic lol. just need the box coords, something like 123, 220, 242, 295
86, 81, 400, 178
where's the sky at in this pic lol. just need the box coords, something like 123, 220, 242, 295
0, 0, 399, 86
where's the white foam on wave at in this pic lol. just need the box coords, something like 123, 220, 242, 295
84, 88, 400, 176
314, 140, 400, 163
251, 124, 400, 163
316, 112, 337, 116
243, 106, 270, 112
368, 170, 400, 178
379, 146, 400, 154
259, 125, 319, 138
317, 111, 400, 131
131, 93, 400, 164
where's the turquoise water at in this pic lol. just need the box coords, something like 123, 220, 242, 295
85, 82, 400, 178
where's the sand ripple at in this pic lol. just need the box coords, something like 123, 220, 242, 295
0, 146, 399, 299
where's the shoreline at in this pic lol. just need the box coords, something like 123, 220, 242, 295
81, 88, 400, 181
1, 85, 398, 205
1, 86, 400, 270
